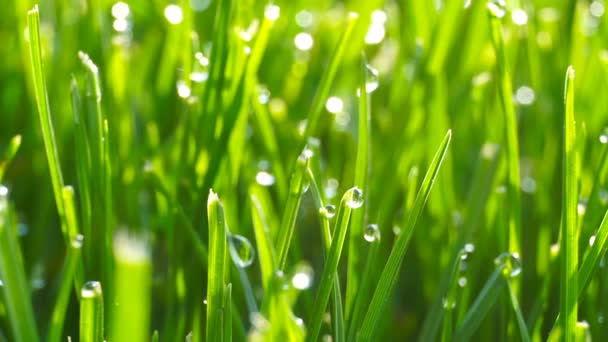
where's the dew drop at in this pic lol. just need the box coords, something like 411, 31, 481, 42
325, 96, 344, 114
264, 4, 280, 21
0, 279, 3, 286
72, 234, 84, 249
256, 171, 275, 186
325, 178, 339, 199
176, 80, 191, 98
494, 252, 522, 278
319, 204, 336, 219
589, 235, 597, 246
294, 32, 314, 51
357, 64, 380, 96
291, 264, 314, 290
392, 225, 402, 236
111, 2, 130, 19
228, 233, 255, 268
600, 128, 608, 144
164, 4, 184, 25
487, 0, 507, 18
364, 224, 380, 242
464, 243, 475, 253
257, 85, 270, 104
458, 276, 468, 288
295, 10, 313, 28
578, 198, 588, 215
17, 223, 29, 237
345, 187, 364, 209
442, 297, 456, 309
600, 189, 608, 205
81, 281, 103, 298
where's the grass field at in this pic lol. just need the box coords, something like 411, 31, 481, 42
1, 0, 608, 340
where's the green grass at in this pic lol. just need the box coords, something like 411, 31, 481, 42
3, 0, 608, 341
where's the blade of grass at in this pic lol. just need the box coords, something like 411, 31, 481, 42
111, 233, 152, 342
302, 12, 358, 140
0, 187, 39, 342
578, 209, 608, 295
27, 5, 67, 238
452, 266, 506, 341
488, 3, 523, 279
357, 130, 452, 340
207, 190, 228, 342
80, 281, 103, 342
308, 168, 345, 342
70, 77, 92, 251
561, 66, 577, 342
345, 53, 372, 321
306, 187, 363, 342
506, 282, 530, 342
224, 283, 233, 342
250, 188, 278, 290
47, 234, 83, 342
275, 150, 310, 270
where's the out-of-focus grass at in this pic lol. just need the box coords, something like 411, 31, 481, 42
2, 0, 608, 341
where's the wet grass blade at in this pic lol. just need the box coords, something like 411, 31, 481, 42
561, 66, 578, 342
27, 5, 67, 233
306, 187, 363, 342
303, 13, 358, 140
276, 150, 310, 270
308, 168, 345, 342
357, 130, 451, 340
452, 267, 506, 341
111, 233, 152, 342
506, 282, 530, 342
0, 188, 39, 342
47, 235, 83, 342
578, 209, 608, 295
345, 54, 372, 320
207, 190, 228, 342
488, 3, 522, 270
250, 188, 278, 290
80, 281, 104, 342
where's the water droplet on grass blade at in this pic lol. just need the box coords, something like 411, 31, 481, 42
364, 224, 380, 242
458, 276, 468, 287
319, 204, 336, 219
442, 297, 456, 309
294, 32, 314, 51
176, 80, 191, 98
589, 235, 597, 246
494, 252, 522, 278
81, 281, 102, 298
257, 85, 270, 104
228, 233, 255, 268
487, 0, 507, 18
357, 64, 380, 96
600, 128, 608, 143
345, 187, 364, 209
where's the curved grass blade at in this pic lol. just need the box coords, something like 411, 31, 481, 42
250, 188, 278, 290
578, 209, 608, 295
0, 187, 39, 342
357, 130, 451, 340
276, 150, 310, 270
506, 282, 530, 342
80, 281, 103, 342
303, 13, 358, 140
452, 266, 506, 342
561, 66, 577, 342
27, 5, 67, 234
488, 3, 522, 274
207, 190, 228, 342
307, 168, 345, 342
345, 53, 372, 321
47, 235, 83, 342
306, 187, 363, 342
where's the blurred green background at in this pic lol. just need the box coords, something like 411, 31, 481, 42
2, 0, 608, 340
